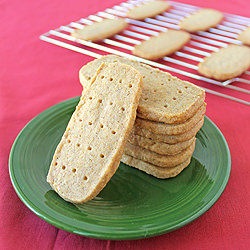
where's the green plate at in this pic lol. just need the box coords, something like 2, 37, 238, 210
9, 97, 231, 240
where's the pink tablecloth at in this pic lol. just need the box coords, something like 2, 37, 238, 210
1, 0, 250, 249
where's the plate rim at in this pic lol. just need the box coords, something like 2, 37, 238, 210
9, 96, 231, 240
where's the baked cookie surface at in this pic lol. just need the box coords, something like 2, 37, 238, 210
134, 103, 206, 135
127, 0, 170, 20
80, 55, 205, 124
122, 154, 191, 179
47, 62, 143, 203
128, 134, 195, 155
71, 18, 127, 42
132, 117, 204, 144
124, 140, 196, 168
237, 26, 250, 46
198, 44, 250, 80
132, 30, 190, 60
179, 8, 223, 32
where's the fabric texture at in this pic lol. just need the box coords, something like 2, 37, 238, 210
1, 0, 250, 249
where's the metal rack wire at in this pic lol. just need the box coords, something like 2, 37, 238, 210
40, 0, 250, 105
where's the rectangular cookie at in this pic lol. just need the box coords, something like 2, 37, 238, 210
128, 134, 195, 155
124, 140, 196, 168
47, 62, 143, 203
134, 102, 206, 135
122, 154, 191, 179
132, 117, 204, 144
79, 55, 205, 124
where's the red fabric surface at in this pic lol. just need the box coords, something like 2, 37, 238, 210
1, 0, 250, 249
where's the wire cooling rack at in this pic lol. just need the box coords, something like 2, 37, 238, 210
40, 0, 250, 106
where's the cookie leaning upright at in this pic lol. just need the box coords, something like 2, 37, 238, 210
47, 62, 143, 203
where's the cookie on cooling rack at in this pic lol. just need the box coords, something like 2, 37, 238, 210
71, 18, 127, 42
132, 30, 190, 60
179, 8, 223, 32
198, 44, 250, 81
126, 0, 170, 20
237, 26, 250, 46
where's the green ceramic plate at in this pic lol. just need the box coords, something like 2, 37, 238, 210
9, 97, 231, 240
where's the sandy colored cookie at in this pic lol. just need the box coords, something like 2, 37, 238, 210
128, 134, 195, 155
135, 102, 206, 135
80, 55, 205, 124
47, 62, 143, 203
179, 8, 223, 32
124, 140, 195, 168
71, 18, 127, 42
126, 1, 170, 20
132, 30, 190, 60
237, 26, 250, 46
198, 44, 250, 81
132, 117, 204, 144
122, 154, 191, 179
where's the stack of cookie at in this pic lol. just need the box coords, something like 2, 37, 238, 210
79, 55, 206, 179
122, 102, 205, 178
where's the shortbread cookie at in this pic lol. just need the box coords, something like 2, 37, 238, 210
124, 140, 195, 168
198, 44, 250, 81
237, 26, 250, 46
132, 30, 190, 60
126, 1, 170, 20
128, 134, 195, 155
132, 117, 204, 144
135, 102, 206, 135
179, 8, 223, 32
122, 154, 191, 179
71, 18, 127, 42
47, 62, 143, 203
80, 55, 205, 123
